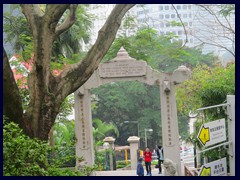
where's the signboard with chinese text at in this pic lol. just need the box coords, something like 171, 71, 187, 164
198, 157, 227, 176
197, 118, 226, 147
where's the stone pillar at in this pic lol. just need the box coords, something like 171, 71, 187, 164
103, 137, 116, 171
227, 95, 235, 176
160, 66, 191, 176
74, 87, 94, 167
127, 136, 140, 170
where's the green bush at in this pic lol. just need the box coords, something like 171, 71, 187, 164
3, 118, 94, 176
116, 160, 130, 169
3, 120, 49, 176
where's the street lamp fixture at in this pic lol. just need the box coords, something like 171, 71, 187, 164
124, 121, 139, 138
144, 128, 153, 148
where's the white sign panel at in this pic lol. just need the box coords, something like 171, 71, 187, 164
197, 118, 226, 147
198, 157, 227, 176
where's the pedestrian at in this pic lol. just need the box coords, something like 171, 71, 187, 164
136, 157, 144, 176
156, 145, 164, 174
143, 147, 152, 176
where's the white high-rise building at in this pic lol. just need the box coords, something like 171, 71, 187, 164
87, 4, 115, 46
190, 4, 235, 64
87, 4, 136, 46
134, 4, 195, 47
133, 4, 235, 60
88, 4, 235, 63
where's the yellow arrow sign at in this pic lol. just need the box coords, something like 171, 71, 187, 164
198, 125, 210, 146
199, 166, 211, 176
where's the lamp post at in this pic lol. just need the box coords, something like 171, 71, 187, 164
124, 121, 139, 138
144, 128, 153, 148
124, 121, 140, 147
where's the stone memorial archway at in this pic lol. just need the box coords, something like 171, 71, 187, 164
74, 47, 191, 175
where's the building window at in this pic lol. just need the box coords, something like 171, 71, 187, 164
171, 14, 175, 18
159, 31, 164, 35
190, 38, 193, 43
165, 14, 170, 19
189, 14, 192, 18
183, 14, 187, 18
165, 6, 169, 10
166, 23, 170, 27
176, 5, 181, 10
189, 22, 192, 26
159, 14, 164, 19
159, 6, 163, 11
178, 31, 182, 35
188, 5, 191, 9
183, 5, 187, 9
160, 23, 164, 28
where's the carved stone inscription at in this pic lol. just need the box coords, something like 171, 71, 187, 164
99, 61, 147, 78
166, 93, 174, 146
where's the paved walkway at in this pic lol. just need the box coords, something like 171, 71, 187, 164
93, 168, 164, 176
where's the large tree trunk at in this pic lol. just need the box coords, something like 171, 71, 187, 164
3, 48, 24, 126
3, 4, 135, 140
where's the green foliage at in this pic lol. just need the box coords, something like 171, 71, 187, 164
4, 119, 49, 176
177, 63, 234, 168
54, 121, 75, 146
219, 4, 235, 17
3, 7, 32, 53
52, 5, 93, 60
94, 141, 104, 170
116, 160, 130, 169
103, 28, 216, 72
3, 118, 94, 176
52, 118, 76, 167
94, 27, 217, 148
92, 81, 161, 148
4, 5, 92, 61
93, 118, 119, 141
176, 63, 235, 116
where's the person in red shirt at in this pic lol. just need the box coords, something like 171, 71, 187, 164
143, 147, 152, 176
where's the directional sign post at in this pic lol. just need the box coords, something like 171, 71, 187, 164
197, 118, 226, 147
198, 157, 227, 176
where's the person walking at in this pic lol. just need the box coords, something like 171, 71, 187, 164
143, 147, 152, 176
136, 157, 144, 176
156, 145, 164, 174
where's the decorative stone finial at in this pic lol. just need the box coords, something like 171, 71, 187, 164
127, 136, 140, 143
103, 136, 116, 143
172, 65, 192, 84
111, 47, 134, 61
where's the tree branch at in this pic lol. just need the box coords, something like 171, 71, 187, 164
55, 4, 78, 37
3, 47, 24, 125
172, 4, 188, 48
32, 4, 44, 17
45, 4, 70, 26
55, 4, 135, 103
193, 35, 235, 57
197, 4, 235, 34
20, 4, 39, 30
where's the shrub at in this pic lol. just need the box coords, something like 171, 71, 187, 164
116, 160, 130, 169
3, 118, 95, 176
3, 120, 49, 176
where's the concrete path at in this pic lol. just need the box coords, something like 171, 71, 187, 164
93, 168, 164, 176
